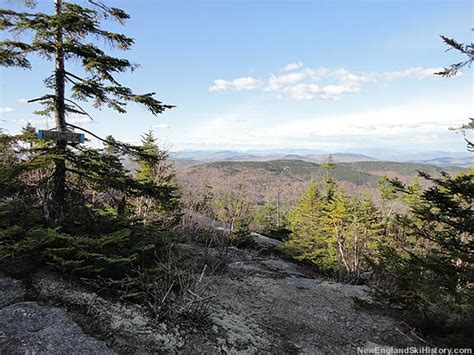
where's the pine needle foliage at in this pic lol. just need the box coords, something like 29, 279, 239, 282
0, 129, 178, 299
0, 1, 173, 116
284, 179, 383, 280
0, 0, 174, 216
372, 169, 474, 346
0, 1, 179, 294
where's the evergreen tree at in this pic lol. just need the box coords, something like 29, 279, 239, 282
374, 170, 474, 346
0, 2, 178, 298
0, 1, 173, 215
103, 135, 120, 156
285, 180, 337, 271
286, 179, 383, 279
134, 130, 179, 223
321, 154, 336, 182
137, 130, 161, 183
254, 200, 290, 240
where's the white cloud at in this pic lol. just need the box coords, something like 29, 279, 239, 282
282, 61, 303, 71
284, 83, 360, 101
334, 68, 376, 84
303, 67, 329, 81
322, 84, 360, 96
152, 123, 170, 129
0, 107, 16, 113
258, 102, 468, 142
18, 98, 29, 103
382, 66, 444, 80
209, 77, 262, 92
266, 72, 308, 91
176, 99, 471, 151
209, 65, 455, 101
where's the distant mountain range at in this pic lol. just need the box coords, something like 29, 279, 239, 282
170, 149, 473, 168
411, 156, 474, 167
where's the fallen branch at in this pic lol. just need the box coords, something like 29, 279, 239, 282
199, 264, 207, 283
161, 281, 175, 304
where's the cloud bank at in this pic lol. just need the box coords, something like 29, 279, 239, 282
209, 63, 446, 101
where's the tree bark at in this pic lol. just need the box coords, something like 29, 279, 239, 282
53, 0, 67, 214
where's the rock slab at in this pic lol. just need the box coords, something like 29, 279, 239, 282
0, 277, 114, 354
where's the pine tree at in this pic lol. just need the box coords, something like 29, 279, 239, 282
137, 130, 161, 184
133, 130, 179, 223
103, 135, 120, 156
0, 2, 179, 297
321, 154, 336, 182
254, 200, 281, 233
286, 178, 384, 279
374, 170, 474, 346
285, 180, 337, 271
0, 1, 173, 215
349, 196, 383, 278
320, 185, 353, 276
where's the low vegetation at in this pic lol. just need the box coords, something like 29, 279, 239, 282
0, 128, 180, 300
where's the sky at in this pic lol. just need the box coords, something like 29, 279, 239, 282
0, 0, 473, 154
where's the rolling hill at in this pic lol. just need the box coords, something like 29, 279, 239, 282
176, 159, 465, 207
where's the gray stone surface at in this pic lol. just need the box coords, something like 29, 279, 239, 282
250, 232, 283, 250
0, 276, 25, 308
0, 276, 115, 354
0, 240, 417, 354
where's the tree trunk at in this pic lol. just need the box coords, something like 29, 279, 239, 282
334, 222, 351, 275
53, 0, 67, 214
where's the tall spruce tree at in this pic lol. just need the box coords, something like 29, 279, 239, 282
285, 180, 337, 271
0, 2, 179, 294
285, 179, 383, 279
134, 130, 179, 222
0, 1, 173, 215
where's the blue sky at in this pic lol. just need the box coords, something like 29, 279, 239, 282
0, 0, 472, 153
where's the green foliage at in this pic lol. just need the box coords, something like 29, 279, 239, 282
0, 128, 179, 298
228, 225, 255, 248
0, 199, 170, 299
103, 134, 121, 156
321, 154, 336, 181
133, 130, 180, 224
284, 179, 383, 279
0, 0, 174, 216
254, 200, 290, 240
0, 1, 173, 116
372, 169, 474, 346
284, 180, 337, 272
